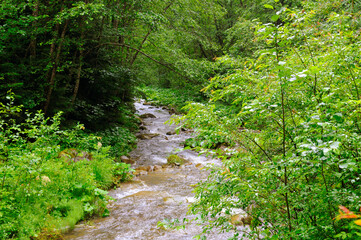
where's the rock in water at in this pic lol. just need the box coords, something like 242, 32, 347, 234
120, 155, 129, 161
230, 214, 252, 226
153, 165, 162, 171
137, 133, 160, 140
139, 126, 147, 130
119, 156, 136, 165
167, 155, 187, 166
140, 113, 156, 118
166, 131, 176, 135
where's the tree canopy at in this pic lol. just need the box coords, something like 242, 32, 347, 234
2, 0, 361, 239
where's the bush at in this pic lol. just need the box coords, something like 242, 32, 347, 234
174, 5, 361, 239
0, 92, 133, 239
138, 86, 206, 113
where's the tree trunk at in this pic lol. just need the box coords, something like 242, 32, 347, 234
28, 0, 39, 63
44, 19, 69, 114
72, 18, 85, 105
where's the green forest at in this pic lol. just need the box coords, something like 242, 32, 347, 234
2, 0, 361, 239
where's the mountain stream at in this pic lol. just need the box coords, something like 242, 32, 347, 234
65, 100, 243, 240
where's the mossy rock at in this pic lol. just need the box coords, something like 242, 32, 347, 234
167, 155, 186, 166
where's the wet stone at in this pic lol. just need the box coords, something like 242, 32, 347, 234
168, 108, 176, 114
230, 214, 252, 226
135, 166, 148, 171
135, 166, 154, 172
166, 131, 176, 135
162, 164, 170, 168
167, 155, 187, 166
153, 165, 162, 171
140, 113, 156, 118
119, 156, 136, 165
134, 170, 148, 176
137, 133, 160, 140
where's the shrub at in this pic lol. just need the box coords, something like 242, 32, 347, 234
0, 92, 132, 239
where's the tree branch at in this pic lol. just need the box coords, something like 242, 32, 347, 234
93, 42, 194, 83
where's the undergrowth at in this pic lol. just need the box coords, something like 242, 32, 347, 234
0, 92, 134, 239
138, 86, 205, 113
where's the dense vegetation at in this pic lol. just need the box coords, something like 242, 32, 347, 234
0, 93, 133, 239
141, 1, 361, 239
2, 0, 361, 239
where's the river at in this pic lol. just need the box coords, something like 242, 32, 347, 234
64, 100, 241, 240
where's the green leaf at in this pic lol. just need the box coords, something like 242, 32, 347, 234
264, 4, 274, 9
271, 15, 279, 22
333, 113, 343, 123
94, 188, 108, 196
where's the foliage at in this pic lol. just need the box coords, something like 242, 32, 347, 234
167, 2, 361, 239
98, 126, 138, 158
334, 206, 361, 239
0, 93, 132, 239
4, 0, 361, 239
139, 86, 206, 113
0, 0, 147, 130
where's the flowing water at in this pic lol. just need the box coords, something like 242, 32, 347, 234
65, 100, 243, 240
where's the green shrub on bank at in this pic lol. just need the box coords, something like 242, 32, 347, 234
99, 126, 137, 158
173, 6, 361, 240
138, 86, 205, 113
140, 86, 236, 149
0, 92, 133, 239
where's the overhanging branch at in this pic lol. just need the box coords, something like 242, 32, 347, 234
95, 42, 194, 83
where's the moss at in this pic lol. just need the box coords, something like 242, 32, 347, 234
167, 155, 186, 166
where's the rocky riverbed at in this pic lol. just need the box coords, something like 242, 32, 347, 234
64, 100, 243, 240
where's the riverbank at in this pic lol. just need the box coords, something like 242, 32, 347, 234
0, 94, 136, 240
64, 99, 243, 240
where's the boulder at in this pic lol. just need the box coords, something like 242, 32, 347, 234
119, 156, 136, 165
135, 166, 148, 171
145, 165, 153, 172
133, 170, 148, 176
230, 214, 252, 226
135, 165, 154, 172
153, 165, 162, 171
140, 113, 156, 118
168, 108, 176, 114
167, 155, 187, 166
137, 133, 160, 140
162, 164, 170, 168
